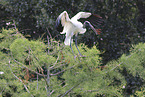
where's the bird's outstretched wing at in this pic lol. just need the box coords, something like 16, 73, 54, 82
71, 12, 103, 27
78, 13, 103, 34
55, 11, 70, 32
71, 12, 92, 20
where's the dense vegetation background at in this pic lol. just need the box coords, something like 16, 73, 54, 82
0, 0, 145, 97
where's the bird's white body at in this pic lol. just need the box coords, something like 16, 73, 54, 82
58, 11, 91, 45
56, 11, 102, 56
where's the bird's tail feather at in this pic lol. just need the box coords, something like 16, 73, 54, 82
64, 36, 72, 45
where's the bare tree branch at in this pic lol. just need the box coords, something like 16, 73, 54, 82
61, 81, 82, 97
47, 67, 50, 96
8, 60, 34, 97
46, 27, 52, 39
50, 90, 54, 95
50, 64, 77, 76
12, 56, 47, 77
103, 62, 123, 74
47, 35, 50, 54
37, 74, 38, 90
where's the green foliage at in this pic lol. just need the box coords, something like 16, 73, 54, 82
10, 38, 49, 64
135, 87, 145, 97
0, 29, 102, 96
0, 28, 144, 96
104, 43, 145, 96
0, 28, 23, 50
1, 0, 145, 64
0, 0, 145, 96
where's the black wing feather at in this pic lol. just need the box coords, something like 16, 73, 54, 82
55, 16, 63, 32
79, 14, 103, 29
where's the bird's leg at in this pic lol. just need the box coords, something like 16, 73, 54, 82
75, 34, 83, 57
70, 38, 76, 58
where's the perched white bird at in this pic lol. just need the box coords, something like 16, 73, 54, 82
55, 11, 102, 56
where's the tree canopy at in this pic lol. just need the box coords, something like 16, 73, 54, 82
0, 0, 145, 97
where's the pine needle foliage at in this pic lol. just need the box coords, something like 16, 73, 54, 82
0, 29, 145, 97
104, 43, 145, 96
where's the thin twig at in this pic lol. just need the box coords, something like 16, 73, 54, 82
8, 60, 34, 97
50, 90, 54, 95
61, 81, 82, 97
12, 57, 47, 77
110, 62, 123, 71
46, 27, 52, 39
12, 20, 17, 31
47, 35, 50, 54
49, 55, 60, 69
61, 86, 76, 97
50, 64, 77, 76
47, 67, 50, 96
10, 50, 47, 77
37, 74, 38, 90
50, 63, 67, 70
40, 69, 50, 94
104, 62, 123, 74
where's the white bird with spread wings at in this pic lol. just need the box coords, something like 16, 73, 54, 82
55, 11, 102, 57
